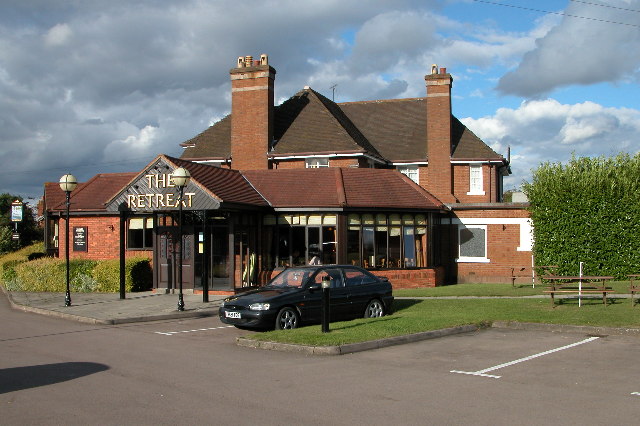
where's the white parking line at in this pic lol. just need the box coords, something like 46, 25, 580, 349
631, 392, 640, 396
451, 336, 600, 379
155, 325, 235, 336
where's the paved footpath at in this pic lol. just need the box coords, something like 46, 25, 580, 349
2, 288, 225, 325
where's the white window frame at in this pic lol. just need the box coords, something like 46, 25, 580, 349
467, 164, 485, 195
456, 224, 490, 263
305, 158, 329, 168
397, 165, 419, 184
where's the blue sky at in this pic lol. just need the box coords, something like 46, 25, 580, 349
1, 0, 639, 199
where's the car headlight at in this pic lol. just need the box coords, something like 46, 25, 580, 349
249, 303, 271, 311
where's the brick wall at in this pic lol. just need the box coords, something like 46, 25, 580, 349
273, 157, 360, 169
230, 59, 275, 171
450, 207, 532, 284
58, 216, 152, 261
425, 69, 456, 203
370, 267, 445, 288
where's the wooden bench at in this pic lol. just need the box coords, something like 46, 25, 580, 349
543, 275, 614, 307
628, 275, 640, 306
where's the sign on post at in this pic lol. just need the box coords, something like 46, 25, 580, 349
11, 200, 23, 222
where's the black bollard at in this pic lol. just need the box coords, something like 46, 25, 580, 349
321, 275, 331, 333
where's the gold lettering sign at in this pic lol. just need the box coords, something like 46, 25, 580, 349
125, 173, 195, 210
126, 193, 195, 209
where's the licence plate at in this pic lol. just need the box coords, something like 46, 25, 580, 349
225, 311, 241, 319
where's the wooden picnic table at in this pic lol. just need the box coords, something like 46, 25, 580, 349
628, 275, 640, 306
543, 275, 615, 307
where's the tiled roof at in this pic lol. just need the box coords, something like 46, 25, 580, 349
181, 115, 232, 160
180, 89, 503, 164
242, 168, 443, 210
166, 156, 269, 207
45, 173, 137, 212
340, 98, 502, 162
272, 89, 383, 158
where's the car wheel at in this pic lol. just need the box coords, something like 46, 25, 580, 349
364, 299, 384, 318
275, 307, 299, 330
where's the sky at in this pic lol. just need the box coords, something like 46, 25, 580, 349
1, 0, 639, 200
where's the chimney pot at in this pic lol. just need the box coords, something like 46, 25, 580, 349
245, 55, 253, 66
260, 54, 268, 65
440, 67, 446, 74
237, 56, 245, 67
431, 64, 438, 74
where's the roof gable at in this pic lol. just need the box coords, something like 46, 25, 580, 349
105, 155, 268, 212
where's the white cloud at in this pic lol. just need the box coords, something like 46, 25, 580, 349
498, 0, 640, 97
44, 23, 72, 46
462, 99, 640, 189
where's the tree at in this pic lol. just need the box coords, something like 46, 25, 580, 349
523, 153, 640, 278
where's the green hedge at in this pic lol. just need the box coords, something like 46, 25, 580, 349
93, 257, 152, 292
0, 242, 46, 285
523, 153, 640, 279
2, 255, 152, 293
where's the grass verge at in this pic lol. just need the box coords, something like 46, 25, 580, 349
248, 297, 640, 346
394, 281, 633, 297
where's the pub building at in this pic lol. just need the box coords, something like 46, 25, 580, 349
41, 54, 532, 294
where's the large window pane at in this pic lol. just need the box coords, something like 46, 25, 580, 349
403, 227, 416, 267
308, 227, 320, 263
363, 226, 374, 268
211, 227, 229, 278
322, 226, 337, 265
347, 228, 360, 266
389, 227, 401, 268
375, 226, 387, 268
291, 227, 306, 266
278, 227, 290, 267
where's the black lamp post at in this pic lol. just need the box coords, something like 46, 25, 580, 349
172, 167, 191, 311
59, 174, 78, 307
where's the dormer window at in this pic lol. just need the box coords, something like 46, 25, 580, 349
306, 158, 329, 168
397, 165, 419, 184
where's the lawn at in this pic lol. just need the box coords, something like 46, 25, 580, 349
248, 282, 640, 346
393, 281, 633, 297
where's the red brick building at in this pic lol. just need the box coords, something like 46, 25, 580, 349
42, 54, 532, 293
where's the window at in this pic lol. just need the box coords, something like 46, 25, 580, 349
457, 225, 489, 263
346, 213, 427, 269
397, 166, 419, 184
468, 165, 485, 195
264, 214, 338, 267
306, 158, 329, 168
127, 217, 153, 249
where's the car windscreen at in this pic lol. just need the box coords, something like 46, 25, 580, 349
268, 269, 314, 288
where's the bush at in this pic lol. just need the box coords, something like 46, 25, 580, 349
14, 257, 66, 292
523, 153, 640, 278
93, 257, 152, 293
3, 255, 151, 293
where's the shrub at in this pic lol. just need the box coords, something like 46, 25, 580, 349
523, 153, 640, 278
93, 257, 152, 293
14, 257, 66, 292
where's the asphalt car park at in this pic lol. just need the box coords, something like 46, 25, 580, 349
145, 319, 640, 423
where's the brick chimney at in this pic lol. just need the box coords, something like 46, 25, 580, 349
230, 54, 276, 170
425, 65, 456, 203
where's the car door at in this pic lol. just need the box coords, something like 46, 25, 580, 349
305, 268, 348, 321
343, 267, 382, 317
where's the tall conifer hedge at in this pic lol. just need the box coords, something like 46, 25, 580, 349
523, 153, 640, 279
